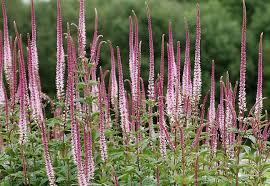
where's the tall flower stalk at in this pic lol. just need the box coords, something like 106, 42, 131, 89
146, 4, 155, 138
18, 33, 28, 145
67, 32, 87, 186
31, 0, 39, 76
117, 47, 130, 135
209, 61, 216, 153
238, 0, 247, 135
192, 4, 201, 109
108, 41, 118, 111
25, 26, 56, 186
99, 73, 108, 162
1, 0, 13, 89
78, 0, 86, 56
56, 0, 65, 101
255, 33, 263, 119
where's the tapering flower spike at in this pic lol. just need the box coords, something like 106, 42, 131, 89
209, 61, 216, 152
168, 21, 177, 79
175, 41, 182, 116
19, 42, 27, 144
255, 33, 263, 118
192, 4, 202, 105
98, 78, 108, 162
83, 118, 95, 181
90, 8, 99, 62
67, 33, 87, 186
209, 61, 215, 124
24, 24, 56, 185
117, 47, 130, 134
10, 37, 17, 109
166, 43, 175, 119
146, 4, 155, 101
108, 41, 118, 108
1, 0, 12, 87
31, 0, 39, 73
158, 80, 167, 159
78, 0, 86, 56
159, 34, 165, 90
128, 11, 140, 130
146, 4, 155, 137
56, 0, 65, 100
17, 33, 28, 145
182, 19, 192, 97
219, 77, 225, 143
238, 0, 247, 116
14, 21, 29, 135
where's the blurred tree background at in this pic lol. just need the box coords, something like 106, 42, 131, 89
2, 0, 270, 110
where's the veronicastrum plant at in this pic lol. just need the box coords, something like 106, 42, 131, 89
0, 0, 270, 185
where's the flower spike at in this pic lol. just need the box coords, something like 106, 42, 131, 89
78, 0, 86, 56
192, 4, 202, 105
238, 0, 247, 116
56, 0, 65, 100
255, 33, 263, 118
146, 4, 155, 101
1, 0, 12, 87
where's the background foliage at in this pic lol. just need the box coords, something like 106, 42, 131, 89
2, 0, 270, 109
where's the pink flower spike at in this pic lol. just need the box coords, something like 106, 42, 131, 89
24, 25, 56, 186
158, 81, 167, 159
56, 0, 65, 101
182, 20, 192, 97
168, 22, 177, 79
219, 77, 225, 142
78, 0, 86, 56
18, 35, 28, 145
1, 0, 12, 87
238, 0, 247, 116
255, 33, 263, 119
31, 0, 39, 73
108, 41, 118, 108
146, 4, 155, 101
90, 8, 99, 62
67, 33, 87, 186
209, 61, 215, 124
98, 80, 108, 162
209, 61, 216, 152
166, 43, 175, 119
175, 41, 182, 116
159, 34, 165, 90
192, 4, 202, 104
13, 22, 28, 145
117, 47, 130, 134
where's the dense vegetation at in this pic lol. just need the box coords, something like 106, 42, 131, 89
1, 0, 270, 185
